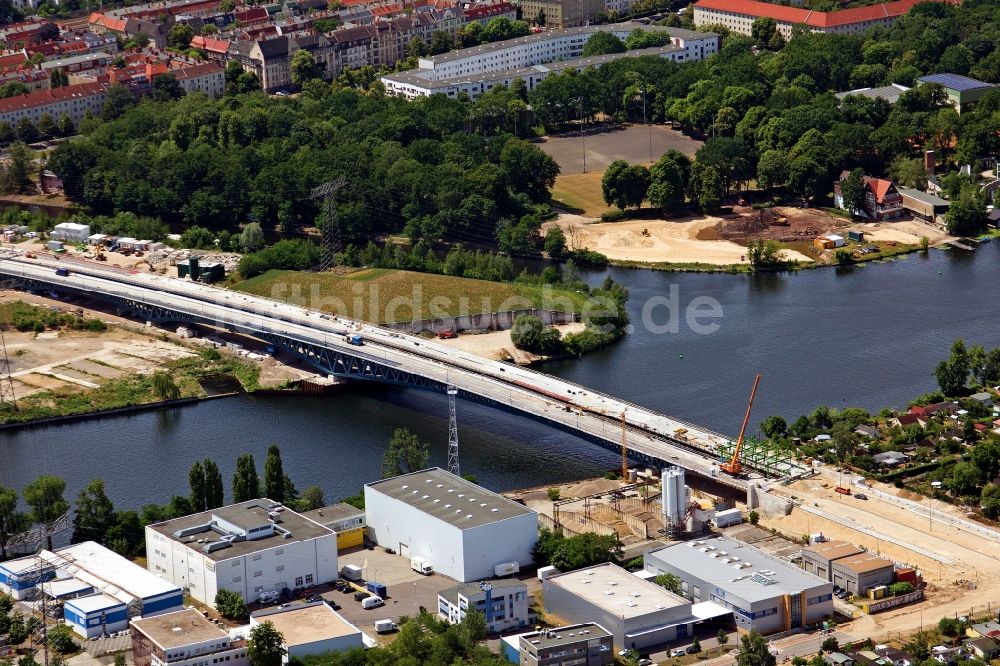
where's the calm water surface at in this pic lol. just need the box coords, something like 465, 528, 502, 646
2, 245, 998, 508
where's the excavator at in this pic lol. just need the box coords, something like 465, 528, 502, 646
719, 373, 761, 477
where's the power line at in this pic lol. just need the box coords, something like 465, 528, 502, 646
447, 385, 459, 477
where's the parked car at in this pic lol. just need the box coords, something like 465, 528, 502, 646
686, 645, 700, 654
855, 493, 868, 500
307, 595, 322, 603
354, 591, 368, 601
669, 648, 686, 657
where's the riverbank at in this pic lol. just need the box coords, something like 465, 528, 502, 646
546, 212, 951, 272
435, 322, 587, 364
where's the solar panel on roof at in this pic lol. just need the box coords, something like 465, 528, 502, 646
918, 73, 993, 91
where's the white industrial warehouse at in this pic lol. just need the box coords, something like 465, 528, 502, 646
365, 468, 538, 582
644, 535, 833, 634
145, 499, 338, 604
0, 541, 183, 638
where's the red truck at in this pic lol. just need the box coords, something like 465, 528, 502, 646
834, 486, 851, 495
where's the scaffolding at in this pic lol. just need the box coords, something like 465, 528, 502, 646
716, 436, 803, 477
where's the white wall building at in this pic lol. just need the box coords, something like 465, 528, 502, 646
250, 602, 363, 661
145, 499, 339, 605
51, 222, 91, 243
438, 579, 532, 634
131, 608, 250, 666
382, 24, 718, 101
365, 468, 537, 583
0, 82, 109, 130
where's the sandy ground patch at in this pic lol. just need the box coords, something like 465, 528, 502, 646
539, 125, 703, 175
434, 322, 586, 363
853, 220, 951, 245
548, 215, 812, 265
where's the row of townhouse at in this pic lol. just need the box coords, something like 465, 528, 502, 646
692, 0, 959, 39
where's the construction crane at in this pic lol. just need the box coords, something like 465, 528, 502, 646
719, 374, 761, 476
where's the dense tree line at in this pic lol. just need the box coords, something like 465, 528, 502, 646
46, 85, 559, 254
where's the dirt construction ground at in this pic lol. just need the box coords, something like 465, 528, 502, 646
764, 469, 1000, 643
547, 215, 813, 265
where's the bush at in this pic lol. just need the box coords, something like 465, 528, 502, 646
215, 588, 249, 621
600, 209, 628, 222
511, 314, 563, 355
748, 510, 759, 525
547, 487, 560, 501
48, 624, 78, 654
238, 239, 321, 279
889, 582, 914, 596
567, 248, 609, 266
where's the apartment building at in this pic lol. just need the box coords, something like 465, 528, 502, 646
0, 81, 109, 129
172, 62, 226, 98
518, 0, 604, 28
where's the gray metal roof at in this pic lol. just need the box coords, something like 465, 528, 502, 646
834, 84, 909, 104
301, 503, 364, 524
918, 73, 995, 92
647, 536, 829, 603
896, 186, 950, 207
520, 623, 612, 650
366, 468, 534, 530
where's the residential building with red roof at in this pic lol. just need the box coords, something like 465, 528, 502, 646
171, 61, 225, 97
834, 171, 904, 220
0, 81, 110, 129
692, 0, 958, 39
461, 0, 516, 25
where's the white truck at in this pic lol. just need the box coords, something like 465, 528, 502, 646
341, 564, 363, 581
410, 557, 433, 575
374, 619, 397, 634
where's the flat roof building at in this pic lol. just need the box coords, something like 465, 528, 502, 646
300, 503, 366, 551
542, 562, 697, 652
438, 578, 532, 634
131, 608, 249, 666
645, 536, 833, 635
800, 540, 863, 581
250, 602, 363, 661
830, 553, 894, 596
365, 468, 537, 582
518, 623, 614, 666
835, 84, 910, 104
145, 499, 338, 605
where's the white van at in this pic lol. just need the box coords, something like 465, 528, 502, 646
374, 619, 397, 633
258, 591, 279, 604
361, 596, 384, 610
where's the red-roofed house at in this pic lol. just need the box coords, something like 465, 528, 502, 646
171, 61, 225, 98
693, 0, 958, 39
190, 35, 231, 61
88, 13, 128, 37
834, 171, 905, 220
461, 1, 517, 25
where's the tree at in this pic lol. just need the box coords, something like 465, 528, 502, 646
690, 637, 701, 654
56, 113, 74, 137
189, 461, 206, 512
510, 314, 561, 355
694, 165, 723, 213
264, 444, 285, 502
543, 227, 567, 259
655, 572, 681, 594
15, 116, 37, 143
233, 453, 260, 502
549, 532, 622, 570
981, 484, 1000, 519
499, 138, 559, 203
839, 168, 866, 216
0, 142, 32, 195
788, 156, 824, 201
761, 415, 788, 439
290, 49, 323, 87
168, 22, 195, 50
215, 589, 249, 621
936, 339, 971, 396
946, 188, 987, 236
429, 30, 453, 55
151, 73, 184, 102
381, 428, 430, 478
951, 462, 980, 497
47, 624, 77, 655
737, 630, 775, 666
938, 617, 962, 637
534, 8, 546, 25
751, 17, 778, 48
102, 85, 135, 121
582, 31, 624, 57
601, 160, 649, 210
37, 113, 55, 139
756, 149, 788, 192
747, 239, 784, 269
72, 478, 115, 545
248, 621, 286, 666
717, 629, 730, 648
113, 653, 126, 666
299, 486, 325, 511
152, 371, 180, 400
648, 150, 691, 213
0, 485, 28, 559
240, 222, 265, 253
821, 636, 839, 652
23, 475, 69, 549
204, 459, 224, 509
888, 156, 927, 189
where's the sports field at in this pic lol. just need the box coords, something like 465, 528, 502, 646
539, 124, 703, 175
550, 172, 615, 217
232, 268, 590, 324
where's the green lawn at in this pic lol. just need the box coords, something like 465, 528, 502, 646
232, 269, 590, 324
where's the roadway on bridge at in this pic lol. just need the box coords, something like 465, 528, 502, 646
0, 252, 781, 487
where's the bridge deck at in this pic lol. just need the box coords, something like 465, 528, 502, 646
0, 252, 805, 486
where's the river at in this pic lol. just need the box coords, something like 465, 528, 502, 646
3, 245, 999, 509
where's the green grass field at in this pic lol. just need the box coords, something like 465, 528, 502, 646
232, 269, 590, 324
550, 172, 615, 217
